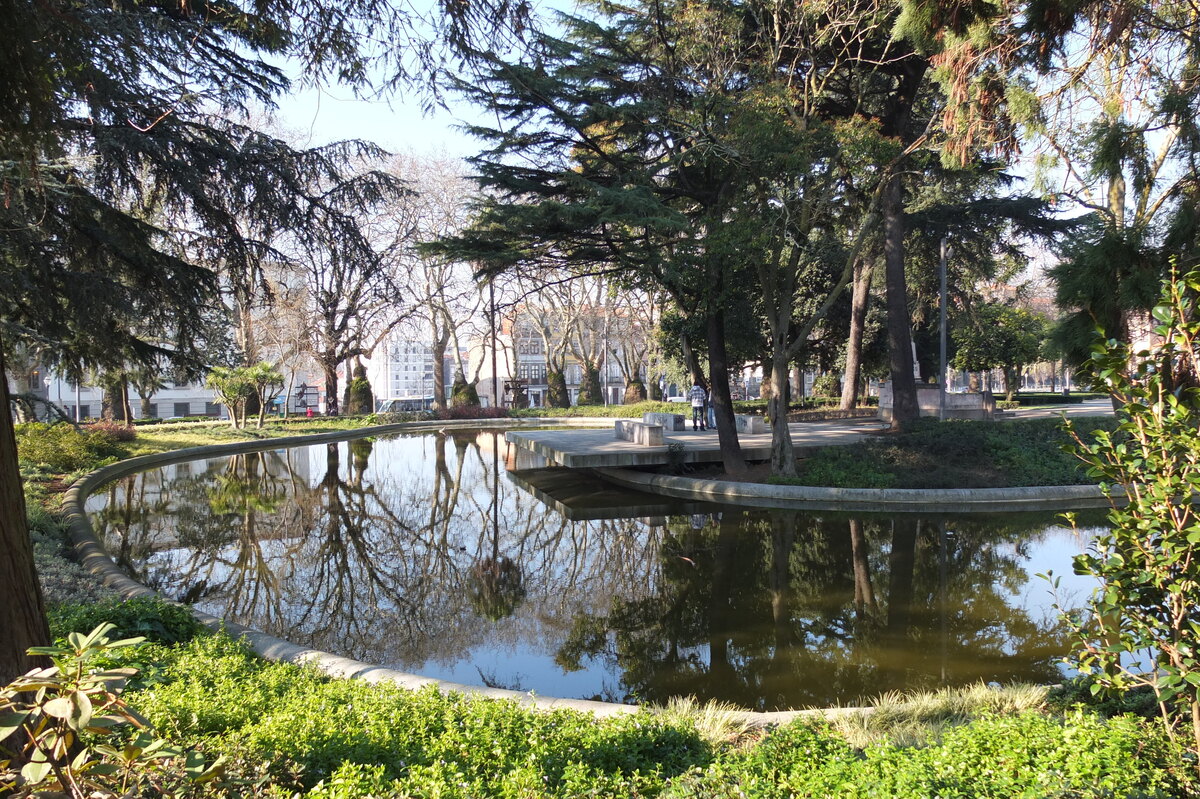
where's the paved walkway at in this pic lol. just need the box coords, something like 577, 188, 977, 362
507, 400, 1116, 469
506, 418, 888, 468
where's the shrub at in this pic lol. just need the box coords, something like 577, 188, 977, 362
790, 416, 1117, 489
85, 419, 138, 441
0, 625, 222, 796
14, 421, 125, 474
29, 508, 116, 605
511, 401, 681, 418
436, 405, 509, 420
1060, 266, 1200, 763
49, 596, 206, 646
810, 374, 840, 398
344, 364, 374, 415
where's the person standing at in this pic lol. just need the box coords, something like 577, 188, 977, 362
688, 381, 707, 431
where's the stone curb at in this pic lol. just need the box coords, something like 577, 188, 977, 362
58, 417, 840, 726
595, 468, 1113, 513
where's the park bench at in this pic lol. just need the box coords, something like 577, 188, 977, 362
642, 411, 686, 431
615, 420, 665, 446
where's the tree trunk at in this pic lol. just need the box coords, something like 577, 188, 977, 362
768, 351, 796, 476
883, 174, 918, 429
1003, 368, 1016, 402
431, 331, 449, 413
577, 362, 602, 406
323, 362, 340, 415
758, 355, 773, 403
102, 377, 131, 423
137, 388, 154, 419
623, 380, 646, 404
546, 370, 570, 408
680, 332, 705, 386
840, 259, 873, 410
706, 310, 746, 477
0, 345, 51, 690
850, 519, 877, 617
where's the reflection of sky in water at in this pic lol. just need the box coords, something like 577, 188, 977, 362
89, 432, 1102, 710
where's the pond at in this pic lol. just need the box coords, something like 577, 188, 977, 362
86, 429, 1101, 711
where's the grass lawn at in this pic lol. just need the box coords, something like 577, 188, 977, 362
776, 416, 1119, 489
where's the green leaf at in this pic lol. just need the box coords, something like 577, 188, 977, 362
0, 711, 29, 739
20, 760, 52, 785
68, 690, 93, 731
42, 696, 73, 719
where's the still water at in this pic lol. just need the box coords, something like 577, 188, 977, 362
87, 430, 1099, 711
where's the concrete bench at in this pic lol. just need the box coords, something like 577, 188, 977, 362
734, 414, 767, 434
642, 412, 686, 431
615, 420, 665, 446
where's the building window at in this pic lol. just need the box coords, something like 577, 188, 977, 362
76, 404, 89, 419
144, 403, 157, 418
174, 402, 191, 417
204, 402, 220, 417
517, 363, 547, 382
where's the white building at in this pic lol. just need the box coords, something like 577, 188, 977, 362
363, 334, 462, 409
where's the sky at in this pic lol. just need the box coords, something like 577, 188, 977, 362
273, 80, 487, 160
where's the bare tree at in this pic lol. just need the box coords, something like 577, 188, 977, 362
395, 153, 485, 411
608, 288, 657, 404
293, 167, 420, 415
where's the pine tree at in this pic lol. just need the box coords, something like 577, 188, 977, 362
0, 0, 529, 690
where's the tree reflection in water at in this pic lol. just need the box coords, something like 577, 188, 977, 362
91, 432, 1089, 710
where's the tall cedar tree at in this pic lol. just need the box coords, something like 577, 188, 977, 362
0, 0, 527, 689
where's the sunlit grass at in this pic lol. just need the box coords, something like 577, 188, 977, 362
647, 696, 757, 747
828, 683, 1050, 748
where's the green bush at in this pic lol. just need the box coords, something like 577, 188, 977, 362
344, 364, 374, 415
511, 400, 683, 418
49, 596, 206, 645
810, 374, 840, 398
790, 416, 1119, 489
131, 633, 710, 795
664, 712, 1189, 798
1011, 391, 1106, 406
15, 421, 125, 473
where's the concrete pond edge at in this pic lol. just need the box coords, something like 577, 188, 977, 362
59, 417, 850, 727
596, 467, 1112, 513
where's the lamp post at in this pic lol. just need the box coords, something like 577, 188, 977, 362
938, 237, 950, 421
489, 280, 498, 409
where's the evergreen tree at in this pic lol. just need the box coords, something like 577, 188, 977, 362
0, 0, 530, 689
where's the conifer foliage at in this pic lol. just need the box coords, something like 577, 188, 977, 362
0, 0, 525, 688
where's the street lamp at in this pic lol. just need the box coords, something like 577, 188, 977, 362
938, 237, 950, 421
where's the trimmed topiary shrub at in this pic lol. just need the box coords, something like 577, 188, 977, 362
343, 364, 375, 415
451, 373, 481, 407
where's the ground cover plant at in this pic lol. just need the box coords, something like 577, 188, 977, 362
4, 606, 1193, 798
777, 416, 1119, 489
11, 407, 1197, 795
